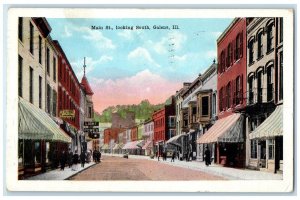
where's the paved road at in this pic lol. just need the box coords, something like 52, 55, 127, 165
70, 155, 225, 180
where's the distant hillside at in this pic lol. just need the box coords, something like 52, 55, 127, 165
94, 100, 165, 123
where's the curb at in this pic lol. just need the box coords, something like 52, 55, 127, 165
64, 162, 98, 180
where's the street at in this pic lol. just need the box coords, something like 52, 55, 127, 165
69, 155, 226, 180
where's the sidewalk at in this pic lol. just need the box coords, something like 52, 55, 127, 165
104, 153, 283, 180
25, 162, 97, 180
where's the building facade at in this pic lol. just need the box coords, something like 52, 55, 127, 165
245, 17, 283, 173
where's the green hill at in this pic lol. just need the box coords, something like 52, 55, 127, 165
94, 99, 165, 123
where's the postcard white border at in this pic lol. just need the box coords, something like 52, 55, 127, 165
6, 8, 294, 192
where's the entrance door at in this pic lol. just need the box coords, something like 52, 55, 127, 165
275, 136, 283, 173
259, 141, 266, 168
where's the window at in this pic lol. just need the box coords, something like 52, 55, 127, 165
169, 116, 176, 127
279, 51, 283, 101
39, 36, 42, 64
219, 87, 223, 111
47, 84, 51, 114
29, 67, 33, 103
53, 57, 56, 82
212, 93, 216, 116
235, 34, 240, 60
46, 48, 50, 75
88, 106, 92, 118
251, 140, 257, 159
257, 32, 263, 58
52, 90, 57, 116
29, 22, 34, 55
18, 55, 23, 97
267, 24, 274, 52
248, 39, 254, 64
221, 51, 225, 73
268, 139, 275, 159
248, 76, 254, 104
18, 17, 23, 41
280, 18, 283, 43
202, 96, 209, 116
267, 66, 274, 101
39, 76, 42, 108
227, 82, 231, 109
227, 44, 232, 67
257, 71, 263, 103
236, 76, 241, 104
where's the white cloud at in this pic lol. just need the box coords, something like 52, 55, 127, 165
117, 30, 133, 40
173, 54, 187, 62
149, 31, 187, 55
128, 47, 161, 68
62, 26, 72, 37
205, 50, 217, 59
99, 55, 113, 63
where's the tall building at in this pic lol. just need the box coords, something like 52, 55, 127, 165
53, 40, 81, 152
18, 17, 71, 178
198, 18, 247, 168
245, 17, 283, 173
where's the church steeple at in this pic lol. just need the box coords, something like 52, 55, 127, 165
83, 57, 86, 76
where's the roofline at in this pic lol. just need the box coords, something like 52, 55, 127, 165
217, 18, 240, 44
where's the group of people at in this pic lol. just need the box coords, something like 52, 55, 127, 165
92, 149, 101, 163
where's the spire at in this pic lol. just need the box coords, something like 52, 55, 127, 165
83, 57, 86, 76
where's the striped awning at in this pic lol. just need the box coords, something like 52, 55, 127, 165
122, 141, 139, 149
142, 140, 153, 149
166, 133, 185, 146
101, 144, 109, 149
18, 97, 71, 143
197, 113, 244, 144
250, 105, 283, 140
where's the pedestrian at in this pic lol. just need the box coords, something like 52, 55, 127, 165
157, 151, 160, 161
204, 147, 211, 166
60, 150, 67, 170
80, 151, 86, 168
72, 150, 79, 171
67, 148, 73, 168
171, 151, 175, 162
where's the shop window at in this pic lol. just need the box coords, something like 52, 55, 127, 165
35, 141, 41, 164
18, 17, 23, 42
18, 140, 24, 166
268, 139, 275, 159
251, 140, 257, 159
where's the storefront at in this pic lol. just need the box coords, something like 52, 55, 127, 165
197, 113, 245, 168
18, 97, 71, 179
249, 105, 283, 173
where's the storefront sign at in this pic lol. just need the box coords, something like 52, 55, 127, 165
84, 128, 99, 132
59, 109, 75, 118
84, 121, 99, 126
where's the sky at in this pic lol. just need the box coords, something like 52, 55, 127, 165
47, 18, 233, 113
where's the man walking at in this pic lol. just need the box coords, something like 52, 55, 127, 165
204, 147, 211, 166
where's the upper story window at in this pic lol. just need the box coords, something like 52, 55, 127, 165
267, 65, 274, 102
219, 87, 223, 112
248, 39, 254, 64
212, 93, 216, 116
257, 70, 263, 103
53, 57, 56, 82
248, 75, 254, 104
221, 51, 225, 73
29, 22, 34, 55
257, 31, 263, 59
29, 67, 34, 103
236, 75, 242, 104
266, 23, 274, 53
226, 82, 231, 109
46, 47, 50, 75
39, 76, 42, 109
38, 36, 42, 64
235, 33, 243, 60
227, 44, 232, 68
279, 51, 283, 101
201, 96, 209, 116
18, 17, 23, 42
18, 55, 23, 97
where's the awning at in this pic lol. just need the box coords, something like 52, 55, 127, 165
166, 133, 185, 146
113, 144, 119, 150
142, 140, 153, 149
18, 97, 71, 143
122, 141, 139, 149
136, 140, 144, 148
197, 113, 244, 144
250, 105, 283, 140
101, 144, 109, 149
